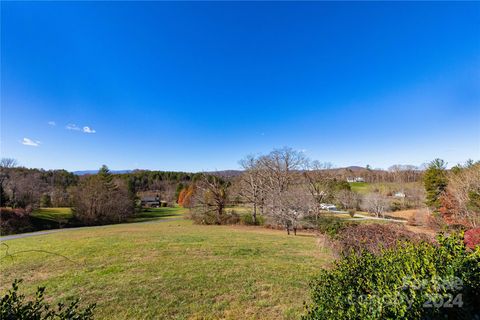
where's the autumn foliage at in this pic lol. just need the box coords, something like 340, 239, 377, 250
177, 185, 194, 208
464, 227, 480, 250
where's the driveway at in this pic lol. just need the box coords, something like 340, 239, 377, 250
350, 213, 406, 223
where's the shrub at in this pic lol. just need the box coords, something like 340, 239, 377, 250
304, 233, 480, 320
189, 208, 240, 225
313, 215, 355, 238
0, 279, 95, 319
390, 200, 403, 212
240, 213, 265, 226
464, 227, 480, 250
406, 209, 428, 227
330, 223, 432, 256
0, 208, 32, 235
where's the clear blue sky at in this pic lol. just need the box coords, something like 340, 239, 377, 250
1, 2, 479, 171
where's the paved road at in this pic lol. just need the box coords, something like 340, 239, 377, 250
0, 218, 184, 241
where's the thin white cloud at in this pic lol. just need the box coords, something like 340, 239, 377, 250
66, 123, 80, 131
22, 138, 40, 147
83, 126, 96, 134
48, 121, 56, 126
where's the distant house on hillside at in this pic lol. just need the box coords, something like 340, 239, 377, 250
141, 195, 161, 207
394, 192, 406, 198
347, 177, 365, 183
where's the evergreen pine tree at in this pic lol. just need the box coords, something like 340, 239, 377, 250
424, 158, 447, 212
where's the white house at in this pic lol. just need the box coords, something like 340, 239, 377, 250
347, 177, 365, 183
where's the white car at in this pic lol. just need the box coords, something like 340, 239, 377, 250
320, 203, 338, 211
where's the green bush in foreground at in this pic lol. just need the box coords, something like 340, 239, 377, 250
0, 279, 95, 320
303, 233, 480, 319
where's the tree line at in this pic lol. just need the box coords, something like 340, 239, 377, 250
181, 148, 479, 233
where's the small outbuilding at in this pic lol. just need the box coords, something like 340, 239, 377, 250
141, 195, 161, 207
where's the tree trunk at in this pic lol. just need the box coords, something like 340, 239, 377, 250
216, 204, 224, 225
253, 202, 257, 225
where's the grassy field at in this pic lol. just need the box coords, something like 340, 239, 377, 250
349, 181, 422, 194
29, 206, 187, 226
31, 207, 73, 221
130, 207, 188, 222
348, 182, 369, 193
29, 207, 74, 230
0, 219, 330, 319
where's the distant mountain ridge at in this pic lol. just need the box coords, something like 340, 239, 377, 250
344, 166, 366, 171
72, 167, 368, 176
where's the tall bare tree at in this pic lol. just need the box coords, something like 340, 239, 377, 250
362, 193, 390, 218
258, 147, 308, 234
192, 174, 229, 225
443, 161, 480, 227
303, 160, 334, 220
238, 155, 265, 224
72, 166, 134, 225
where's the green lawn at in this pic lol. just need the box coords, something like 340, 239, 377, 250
0, 220, 330, 319
30, 206, 187, 226
349, 182, 369, 193
130, 206, 188, 222
349, 182, 422, 194
30, 207, 74, 229
31, 207, 73, 221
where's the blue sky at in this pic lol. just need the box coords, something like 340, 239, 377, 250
1, 2, 479, 171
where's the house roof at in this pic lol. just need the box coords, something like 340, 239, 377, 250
141, 196, 159, 202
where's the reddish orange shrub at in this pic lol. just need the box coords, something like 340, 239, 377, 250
464, 227, 480, 250
182, 185, 194, 208
0, 208, 32, 235
330, 223, 433, 256
177, 188, 187, 206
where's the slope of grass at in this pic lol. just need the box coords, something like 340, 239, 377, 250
29, 207, 73, 230
0, 220, 330, 319
28, 207, 186, 229
130, 206, 188, 222
31, 207, 73, 221
349, 182, 369, 193
350, 182, 422, 194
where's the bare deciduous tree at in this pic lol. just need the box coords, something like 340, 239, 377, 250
72, 166, 134, 225
0, 158, 18, 206
303, 160, 335, 220
362, 193, 390, 218
444, 162, 480, 227
192, 174, 229, 225
258, 147, 308, 235
336, 189, 359, 211
239, 155, 265, 224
